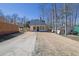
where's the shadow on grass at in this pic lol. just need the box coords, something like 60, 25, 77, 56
0, 32, 23, 42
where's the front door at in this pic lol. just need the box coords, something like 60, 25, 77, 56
37, 26, 39, 31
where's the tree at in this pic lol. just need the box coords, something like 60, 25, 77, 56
39, 4, 46, 21
24, 21, 30, 28
0, 9, 6, 22
5, 15, 12, 23
74, 4, 79, 26
63, 4, 74, 36
53, 3, 58, 33
59, 4, 68, 36
0, 9, 4, 17
22, 16, 27, 25
12, 14, 18, 24
64, 4, 68, 36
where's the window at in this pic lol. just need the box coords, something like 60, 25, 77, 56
40, 26, 42, 30
33, 26, 36, 30
42, 26, 44, 30
41, 26, 44, 30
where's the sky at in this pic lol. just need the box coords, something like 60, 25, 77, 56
0, 3, 40, 20
0, 3, 79, 24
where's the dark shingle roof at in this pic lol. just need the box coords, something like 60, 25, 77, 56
30, 19, 46, 25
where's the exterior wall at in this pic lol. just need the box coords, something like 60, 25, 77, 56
60, 26, 72, 35
30, 25, 48, 32
0, 21, 19, 35
66, 26, 72, 34
30, 26, 34, 31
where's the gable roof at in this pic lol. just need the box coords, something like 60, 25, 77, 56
30, 19, 46, 25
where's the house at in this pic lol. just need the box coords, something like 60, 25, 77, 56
51, 23, 73, 35
56, 25, 73, 35
29, 19, 48, 32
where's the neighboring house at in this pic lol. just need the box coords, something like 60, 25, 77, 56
51, 23, 72, 35
29, 19, 48, 32
56, 24, 73, 35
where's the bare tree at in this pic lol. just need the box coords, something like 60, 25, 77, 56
0, 9, 5, 22
12, 14, 18, 24
39, 4, 45, 21
22, 16, 27, 27
74, 4, 79, 26
64, 4, 68, 36
53, 4, 58, 33
6, 15, 12, 23
39, 3, 79, 35
0, 9, 4, 17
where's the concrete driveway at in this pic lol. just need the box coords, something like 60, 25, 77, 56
1, 32, 79, 56
0, 32, 36, 56
34, 32, 79, 56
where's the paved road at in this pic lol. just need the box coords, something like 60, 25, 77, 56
34, 32, 79, 56
0, 32, 36, 56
